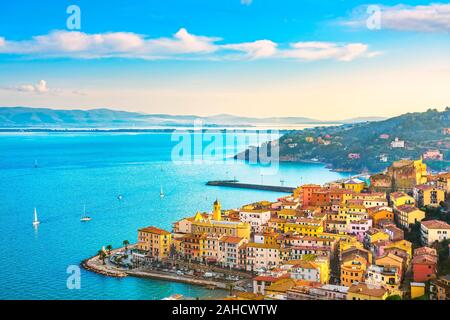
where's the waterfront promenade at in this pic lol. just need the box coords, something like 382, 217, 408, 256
81, 246, 251, 293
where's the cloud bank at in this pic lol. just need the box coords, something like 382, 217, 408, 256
344, 3, 450, 32
0, 28, 377, 62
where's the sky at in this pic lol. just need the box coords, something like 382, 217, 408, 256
0, 0, 449, 120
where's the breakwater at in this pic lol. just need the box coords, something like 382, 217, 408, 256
206, 180, 295, 193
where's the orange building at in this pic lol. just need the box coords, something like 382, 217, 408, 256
340, 255, 368, 287
368, 208, 394, 227
301, 184, 322, 207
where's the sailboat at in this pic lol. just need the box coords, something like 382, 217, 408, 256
160, 185, 165, 198
80, 205, 92, 222
33, 208, 40, 226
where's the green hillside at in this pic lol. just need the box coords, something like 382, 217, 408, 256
278, 108, 450, 173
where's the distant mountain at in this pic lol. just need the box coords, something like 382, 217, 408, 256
273, 108, 450, 173
0, 107, 383, 128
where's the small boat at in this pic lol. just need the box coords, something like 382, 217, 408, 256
160, 185, 165, 198
80, 205, 92, 222
34, 160, 38, 168
32, 208, 40, 226
117, 194, 123, 201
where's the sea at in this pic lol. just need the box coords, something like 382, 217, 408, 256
0, 131, 351, 300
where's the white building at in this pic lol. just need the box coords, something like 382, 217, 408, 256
246, 243, 281, 272
239, 209, 271, 233
421, 220, 450, 245
390, 138, 405, 148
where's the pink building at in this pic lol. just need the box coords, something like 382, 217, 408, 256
347, 219, 372, 241
348, 153, 361, 159
423, 149, 444, 161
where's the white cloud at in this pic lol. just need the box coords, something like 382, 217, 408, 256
0, 28, 219, 59
281, 42, 371, 61
221, 40, 277, 59
16, 80, 49, 93
0, 28, 377, 62
344, 3, 450, 32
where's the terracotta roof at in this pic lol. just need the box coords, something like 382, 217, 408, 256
421, 220, 450, 229
138, 226, 171, 235
219, 236, 245, 244
414, 246, 437, 257
348, 283, 388, 297
390, 191, 408, 199
412, 254, 437, 265
396, 205, 421, 213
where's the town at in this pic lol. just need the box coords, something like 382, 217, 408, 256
87, 158, 450, 300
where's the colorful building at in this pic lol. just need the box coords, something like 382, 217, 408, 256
420, 220, 450, 245
137, 226, 172, 259
395, 205, 425, 229
413, 185, 445, 208
347, 282, 389, 300
340, 255, 368, 287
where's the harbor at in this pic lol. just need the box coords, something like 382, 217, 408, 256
206, 180, 296, 193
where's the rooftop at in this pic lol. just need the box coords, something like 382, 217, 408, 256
138, 226, 171, 235
421, 219, 450, 229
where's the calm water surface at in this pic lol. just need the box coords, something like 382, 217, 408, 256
0, 132, 350, 299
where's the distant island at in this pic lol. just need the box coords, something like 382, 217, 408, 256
270, 108, 450, 173
0, 106, 385, 129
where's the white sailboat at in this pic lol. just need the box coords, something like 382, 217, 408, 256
33, 208, 40, 226
80, 205, 92, 222
160, 185, 165, 198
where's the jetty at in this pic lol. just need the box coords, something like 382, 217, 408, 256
206, 180, 295, 193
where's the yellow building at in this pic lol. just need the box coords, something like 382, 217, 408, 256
339, 237, 364, 254
347, 283, 389, 300
369, 208, 394, 227
191, 200, 251, 239
395, 205, 425, 229
414, 185, 445, 208
390, 191, 415, 208
277, 209, 297, 220
410, 282, 426, 299
387, 159, 428, 191
282, 219, 324, 237
385, 240, 412, 261
343, 178, 366, 193
365, 229, 390, 245
137, 226, 172, 259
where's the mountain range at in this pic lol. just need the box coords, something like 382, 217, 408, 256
0, 107, 386, 129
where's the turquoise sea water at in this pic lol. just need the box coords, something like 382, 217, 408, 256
0, 132, 350, 300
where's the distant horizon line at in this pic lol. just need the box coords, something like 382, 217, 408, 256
0, 105, 392, 123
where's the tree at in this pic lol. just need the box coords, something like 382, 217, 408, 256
227, 283, 234, 297
123, 240, 130, 252
106, 244, 113, 255
98, 250, 107, 265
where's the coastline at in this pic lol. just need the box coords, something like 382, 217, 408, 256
81, 247, 237, 296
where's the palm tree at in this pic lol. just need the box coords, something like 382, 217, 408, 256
98, 250, 107, 265
123, 240, 130, 252
106, 244, 113, 255
227, 283, 234, 297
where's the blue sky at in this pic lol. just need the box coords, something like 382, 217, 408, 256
0, 1, 449, 119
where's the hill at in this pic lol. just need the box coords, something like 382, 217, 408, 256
276, 108, 450, 173
0, 107, 383, 128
